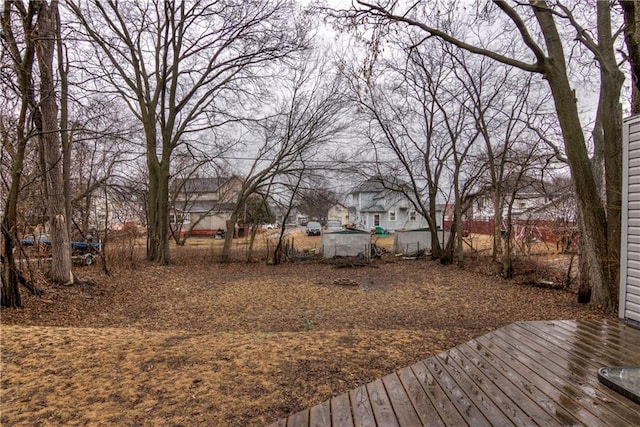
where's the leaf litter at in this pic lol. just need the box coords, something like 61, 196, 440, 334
1, 236, 610, 426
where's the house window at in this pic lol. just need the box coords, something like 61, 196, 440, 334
170, 213, 189, 224
373, 214, 381, 226
389, 210, 396, 221
409, 210, 417, 221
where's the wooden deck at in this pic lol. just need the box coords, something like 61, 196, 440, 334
270, 319, 640, 426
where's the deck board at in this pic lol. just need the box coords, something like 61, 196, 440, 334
476, 330, 614, 427
349, 385, 376, 427
491, 327, 634, 426
309, 400, 331, 427
329, 393, 353, 427
395, 366, 446, 426
444, 345, 541, 426
433, 352, 511, 426
524, 321, 633, 365
286, 408, 308, 427
455, 340, 565, 426
410, 361, 468, 425
366, 378, 399, 426
381, 372, 422, 426
270, 320, 640, 426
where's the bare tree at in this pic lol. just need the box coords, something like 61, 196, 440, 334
345, 32, 494, 263
66, 0, 308, 264
499, 143, 547, 278
1, 0, 78, 306
439, 95, 482, 265
346, 0, 627, 312
344, 46, 448, 258
35, 0, 74, 284
450, 45, 556, 271
295, 185, 339, 223
1, 0, 39, 306
221, 57, 348, 262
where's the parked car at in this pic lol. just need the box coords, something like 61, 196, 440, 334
325, 220, 343, 232
21, 234, 51, 247
71, 241, 102, 265
306, 221, 322, 236
71, 241, 102, 253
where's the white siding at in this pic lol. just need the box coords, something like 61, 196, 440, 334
621, 115, 640, 326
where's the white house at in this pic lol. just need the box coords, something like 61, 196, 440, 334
346, 177, 431, 232
471, 176, 575, 222
327, 203, 349, 225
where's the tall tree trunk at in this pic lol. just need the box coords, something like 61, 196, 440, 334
492, 188, 504, 260
2, 170, 24, 307
222, 210, 239, 262
56, 3, 71, 239
576, 200, 592, 303
1, 0, 38, 307
1, 120, 24, 305
534, 4, 616, 311
428, 187, 443, 259
146, 159, 170, 265
597, 1, 625, 309
35, 0, 74, 285
452, 167, 464, 265
501, 219, 514, 279
620, 1, 640, 114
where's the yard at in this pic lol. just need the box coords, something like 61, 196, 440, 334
1, 231, 611, 426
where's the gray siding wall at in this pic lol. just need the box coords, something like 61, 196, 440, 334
321, 232, 370, 258
621, 115, 640, 325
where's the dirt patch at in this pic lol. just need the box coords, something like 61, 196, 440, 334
1, 233, 610, 426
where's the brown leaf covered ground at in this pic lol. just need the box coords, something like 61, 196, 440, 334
1, 232, 612, 426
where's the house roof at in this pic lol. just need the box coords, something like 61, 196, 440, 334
516, 192, 575, 219
350, 176, 409, 194
171, 177, 231, 194
352, 179, 385, 193
490, 175, 569, 198
330, 203, 347, 210
360, 204, 386, 213
175, 201, 235, 213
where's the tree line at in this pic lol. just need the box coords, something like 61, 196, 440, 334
1, 0, 638, 312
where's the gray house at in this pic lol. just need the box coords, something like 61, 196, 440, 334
620, 114, 640, 327
346, 178, 432, 232
170, 176, 242, 234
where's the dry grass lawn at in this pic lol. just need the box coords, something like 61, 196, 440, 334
1, 231, 611, 426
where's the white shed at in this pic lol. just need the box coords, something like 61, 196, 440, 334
620, 114, 640, 327
393, 228, 450, 256
321, 230, 371, 258
393, 228, 430, 255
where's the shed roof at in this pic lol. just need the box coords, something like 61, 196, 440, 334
395, 228, 431, 232
323, 229, 369, 234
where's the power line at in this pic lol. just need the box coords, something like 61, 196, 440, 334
214, 155, 381, 164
